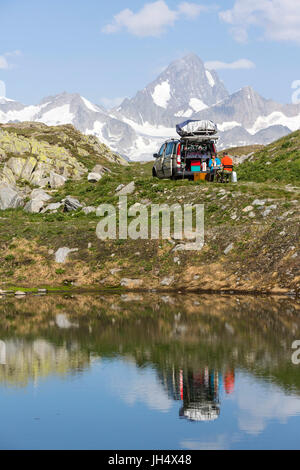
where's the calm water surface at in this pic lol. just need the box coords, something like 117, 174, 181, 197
0, 293, 299, 450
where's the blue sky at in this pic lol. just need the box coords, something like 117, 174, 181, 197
0, 0, 299, 106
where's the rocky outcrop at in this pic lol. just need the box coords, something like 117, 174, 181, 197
0, 127, 86, 189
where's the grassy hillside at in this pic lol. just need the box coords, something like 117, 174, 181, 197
237, 130, 300, 183
0, 123, 299, 295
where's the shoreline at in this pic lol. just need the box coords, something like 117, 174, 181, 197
0, 285, 298, 298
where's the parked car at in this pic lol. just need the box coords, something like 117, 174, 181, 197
152, 135, 218, 180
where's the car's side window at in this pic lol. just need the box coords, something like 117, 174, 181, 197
159, 144, 166, 156
166, 142, 173, 156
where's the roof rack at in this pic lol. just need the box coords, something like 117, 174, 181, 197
181, 135, 219, 142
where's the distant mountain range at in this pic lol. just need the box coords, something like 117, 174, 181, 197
0, 54, 299, 160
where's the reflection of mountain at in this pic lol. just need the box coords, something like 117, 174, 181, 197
0, 339, 90, 387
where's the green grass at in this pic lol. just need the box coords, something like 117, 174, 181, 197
238, 130, 300, 184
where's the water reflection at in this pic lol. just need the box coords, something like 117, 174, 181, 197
0, 293, 299, 449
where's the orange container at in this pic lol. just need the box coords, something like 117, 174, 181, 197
194, 173, 206, 181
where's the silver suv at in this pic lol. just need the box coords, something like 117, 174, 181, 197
152, 136, 218, 180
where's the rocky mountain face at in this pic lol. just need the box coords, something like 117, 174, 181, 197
111, 54, 228, 127
0, 54, 299, 160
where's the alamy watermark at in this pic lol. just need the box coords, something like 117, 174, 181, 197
95, 196, 204, 251
291, 80, 300, 104
291, 341, 300, 365
0, 340, 6, 365
0, 80, 6, 98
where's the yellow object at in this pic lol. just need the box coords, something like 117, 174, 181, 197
194, 172, 207, 181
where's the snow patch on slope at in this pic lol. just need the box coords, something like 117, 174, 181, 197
39, 104, 74, 126
247, 112, 300, 135
151, 81, 171, 108
217, 121, 242, 132
189, 98, 208, 112
205, 70, 215, 87
81, 97, 100, 113
0, 102, 50, 123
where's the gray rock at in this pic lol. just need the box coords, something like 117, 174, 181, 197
160, 276, 175, 286
55, 247, 78, 263
88, 172, 102, 182
92, 164, 111, 175
42, 202, 62, 213
242, 205, 253, 213
115, 184, 125, 192
224, 243, 234, 255
110, 268, 121, 275
49, 172, 66, 188
116, 181, 135, 196
262, 205, 277, 217
15, 291, 26, 296
24, 199, 44, 214
0, 183, 24, 210
252, 199, 266, 206
30, 188, 52, 202
63, 196, 82, 212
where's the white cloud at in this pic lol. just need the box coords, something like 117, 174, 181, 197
178, 2, 207, 19
102, 1, 208, 37
205, 59, 256, 70
100, 96, 125, 109
0, 50, 22, 70
219, 0, 300, 44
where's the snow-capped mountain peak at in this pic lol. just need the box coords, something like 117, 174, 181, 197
112, 54, 229, 128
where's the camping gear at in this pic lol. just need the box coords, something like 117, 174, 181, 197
231, 171, 237, 183
176, 120, 218, 137
191, 161, 201, 172
202, 162, 207, 172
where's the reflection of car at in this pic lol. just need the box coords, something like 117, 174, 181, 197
180, 403, 220, 422
152, 135, 218, 181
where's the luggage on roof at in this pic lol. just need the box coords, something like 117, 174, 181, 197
176, 120, 218, 137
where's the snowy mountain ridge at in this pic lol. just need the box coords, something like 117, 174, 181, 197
1, 54, 300, 160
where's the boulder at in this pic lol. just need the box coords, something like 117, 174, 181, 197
88, 172, 102, 183
30, 188, 52, 202
24, 199, 44, 214
93, 164, 111, 175
49, 172, 66, 188
160, 276, 175, 287
116, 181, 135, 196
0, 184, 24, 210
6, 157, 25, 179
63, 196, 82, 212
21, 157, 37, 181
42, 202, 62, 213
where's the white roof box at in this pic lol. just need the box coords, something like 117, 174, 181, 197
176, 120, 218, 137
